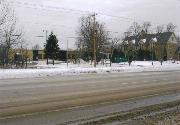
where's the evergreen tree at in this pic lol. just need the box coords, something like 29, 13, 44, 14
44, 32, 60, 65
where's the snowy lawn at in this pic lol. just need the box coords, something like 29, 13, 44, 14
0, 61, 180, 79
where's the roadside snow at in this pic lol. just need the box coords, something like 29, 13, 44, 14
0, 61, 180, 79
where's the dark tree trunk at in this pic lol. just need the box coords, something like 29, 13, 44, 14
53, 58, 55, 65
47, 57, 49, 65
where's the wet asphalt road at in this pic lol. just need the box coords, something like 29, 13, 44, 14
0, 70, 180, 125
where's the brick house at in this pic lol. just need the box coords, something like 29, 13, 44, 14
122, 32, 178, 60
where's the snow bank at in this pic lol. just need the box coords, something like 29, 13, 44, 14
0, 61, 180, 79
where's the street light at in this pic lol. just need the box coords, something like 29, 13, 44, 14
66, 36, 83, 68
36, 30, 48, 64
107, 31, 119, 67
67, 37, 83, 67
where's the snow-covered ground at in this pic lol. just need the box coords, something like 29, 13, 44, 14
0, 61, 180, 79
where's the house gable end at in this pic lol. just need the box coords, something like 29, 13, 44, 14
167, 33, 177, 44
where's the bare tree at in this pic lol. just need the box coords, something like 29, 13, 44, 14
4, 20, 22, 64
166, 22, 176, 32
4, 20, 21, 47
156, 25, 164, 33
0, 1, 24, 68
109, 36, 121, 52
76, 15, 109, 62
124, 31, 132, 38
0, 1, 8, 27
129, 22, 141, 35
3, 17, 22, 66
0, 1, 22, 67
0, 1, 6, 38
0, 0, 13, 37
17, 38, 29, 68
142, 21, 151, 33
33, 44, 40, 50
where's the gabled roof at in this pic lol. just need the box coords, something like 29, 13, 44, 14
124, 32, 174, 45
155, 32, 174, 43
0, 44, 6, 47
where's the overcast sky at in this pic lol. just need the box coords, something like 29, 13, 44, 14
7, 0, 180, 49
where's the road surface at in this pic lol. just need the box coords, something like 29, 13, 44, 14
0, 70, 180, 125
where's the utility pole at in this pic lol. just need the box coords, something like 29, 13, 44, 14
45, 30, 48, 65
66, 40, 69, 68
20, 44, 23, 68
178, 33, 180, 62
110, 41, 113, 67
43, 30, 48, 65
160, 41, 163, 66
151, 42, 154, 66
79, 40, 82, 66
25, 48, 28, 69
92, 13, 97, 67
179, 33, 180, 62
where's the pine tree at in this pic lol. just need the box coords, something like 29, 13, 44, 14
44, 32, 60, 65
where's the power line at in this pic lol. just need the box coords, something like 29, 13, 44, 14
21, 20, 76, 29
9, 1, 168, 36
9, 1, 91, 16
9, 1, 142, 23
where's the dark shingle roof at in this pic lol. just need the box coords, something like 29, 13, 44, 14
124, 32, 174, 45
